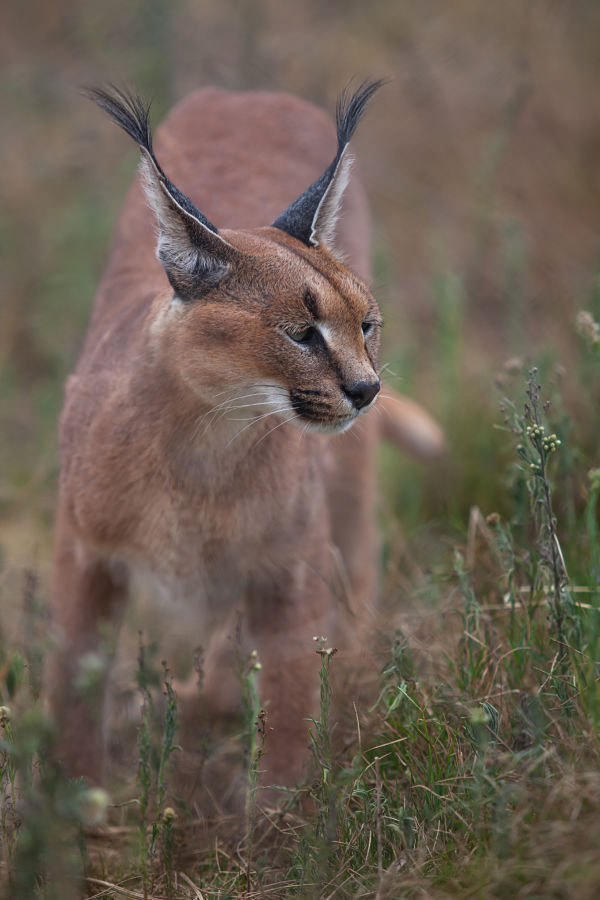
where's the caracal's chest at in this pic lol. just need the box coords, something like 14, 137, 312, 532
124, 434, 330, 597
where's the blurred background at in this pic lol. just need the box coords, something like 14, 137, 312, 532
2, 0, 600, 608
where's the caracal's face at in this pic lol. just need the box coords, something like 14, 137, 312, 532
164, 227, 382, 435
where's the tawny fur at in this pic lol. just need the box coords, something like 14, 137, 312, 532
48, 87, 442, 790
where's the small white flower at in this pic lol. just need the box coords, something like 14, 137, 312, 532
78, 787, 110, 827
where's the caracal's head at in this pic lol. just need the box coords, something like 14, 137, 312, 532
87, 82, 384, 433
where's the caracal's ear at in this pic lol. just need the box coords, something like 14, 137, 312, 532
272, 79, 385, 255
85, 86, 239, 299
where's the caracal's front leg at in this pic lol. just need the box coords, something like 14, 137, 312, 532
48, 508, 128, 784
244, 563, 337, 789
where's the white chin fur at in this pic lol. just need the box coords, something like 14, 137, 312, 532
294, 416, 356, 435
312, 395, 378, 433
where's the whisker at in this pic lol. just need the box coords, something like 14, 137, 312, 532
195, 390, 284, 439
226, 403, 288, 421
345, 420, 362, 443
223, 405, 292, 449
224, 400, 280, 414
251, 412, 302, 450
379, 363, 402, 382
379, 391, 410, 405
209, 383, 282, 401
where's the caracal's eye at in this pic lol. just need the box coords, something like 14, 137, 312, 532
286, 325, 316, 345
361, 320, 373, 337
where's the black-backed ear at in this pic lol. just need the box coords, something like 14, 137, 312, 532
272, 79, 385, 252
85, 86, 238, 299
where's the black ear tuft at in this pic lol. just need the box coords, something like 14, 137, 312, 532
84, 85, 220, 237
83, 86, 154, 156
335, 79, 386, 151
86, 84, 242, 299
272, 78, 386, 249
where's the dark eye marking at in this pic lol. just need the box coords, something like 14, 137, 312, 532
302, 289, 319, 317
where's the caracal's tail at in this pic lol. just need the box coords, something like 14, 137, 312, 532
378, 389, 445, 461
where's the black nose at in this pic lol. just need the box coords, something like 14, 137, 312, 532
344, 379, 380, 410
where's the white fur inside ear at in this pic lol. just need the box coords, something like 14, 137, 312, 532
138, 155, 231, 280
309, 146, 354, 252
138, 155, 173, 228
156, 234, 227, 279
139, 156, 192, 256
